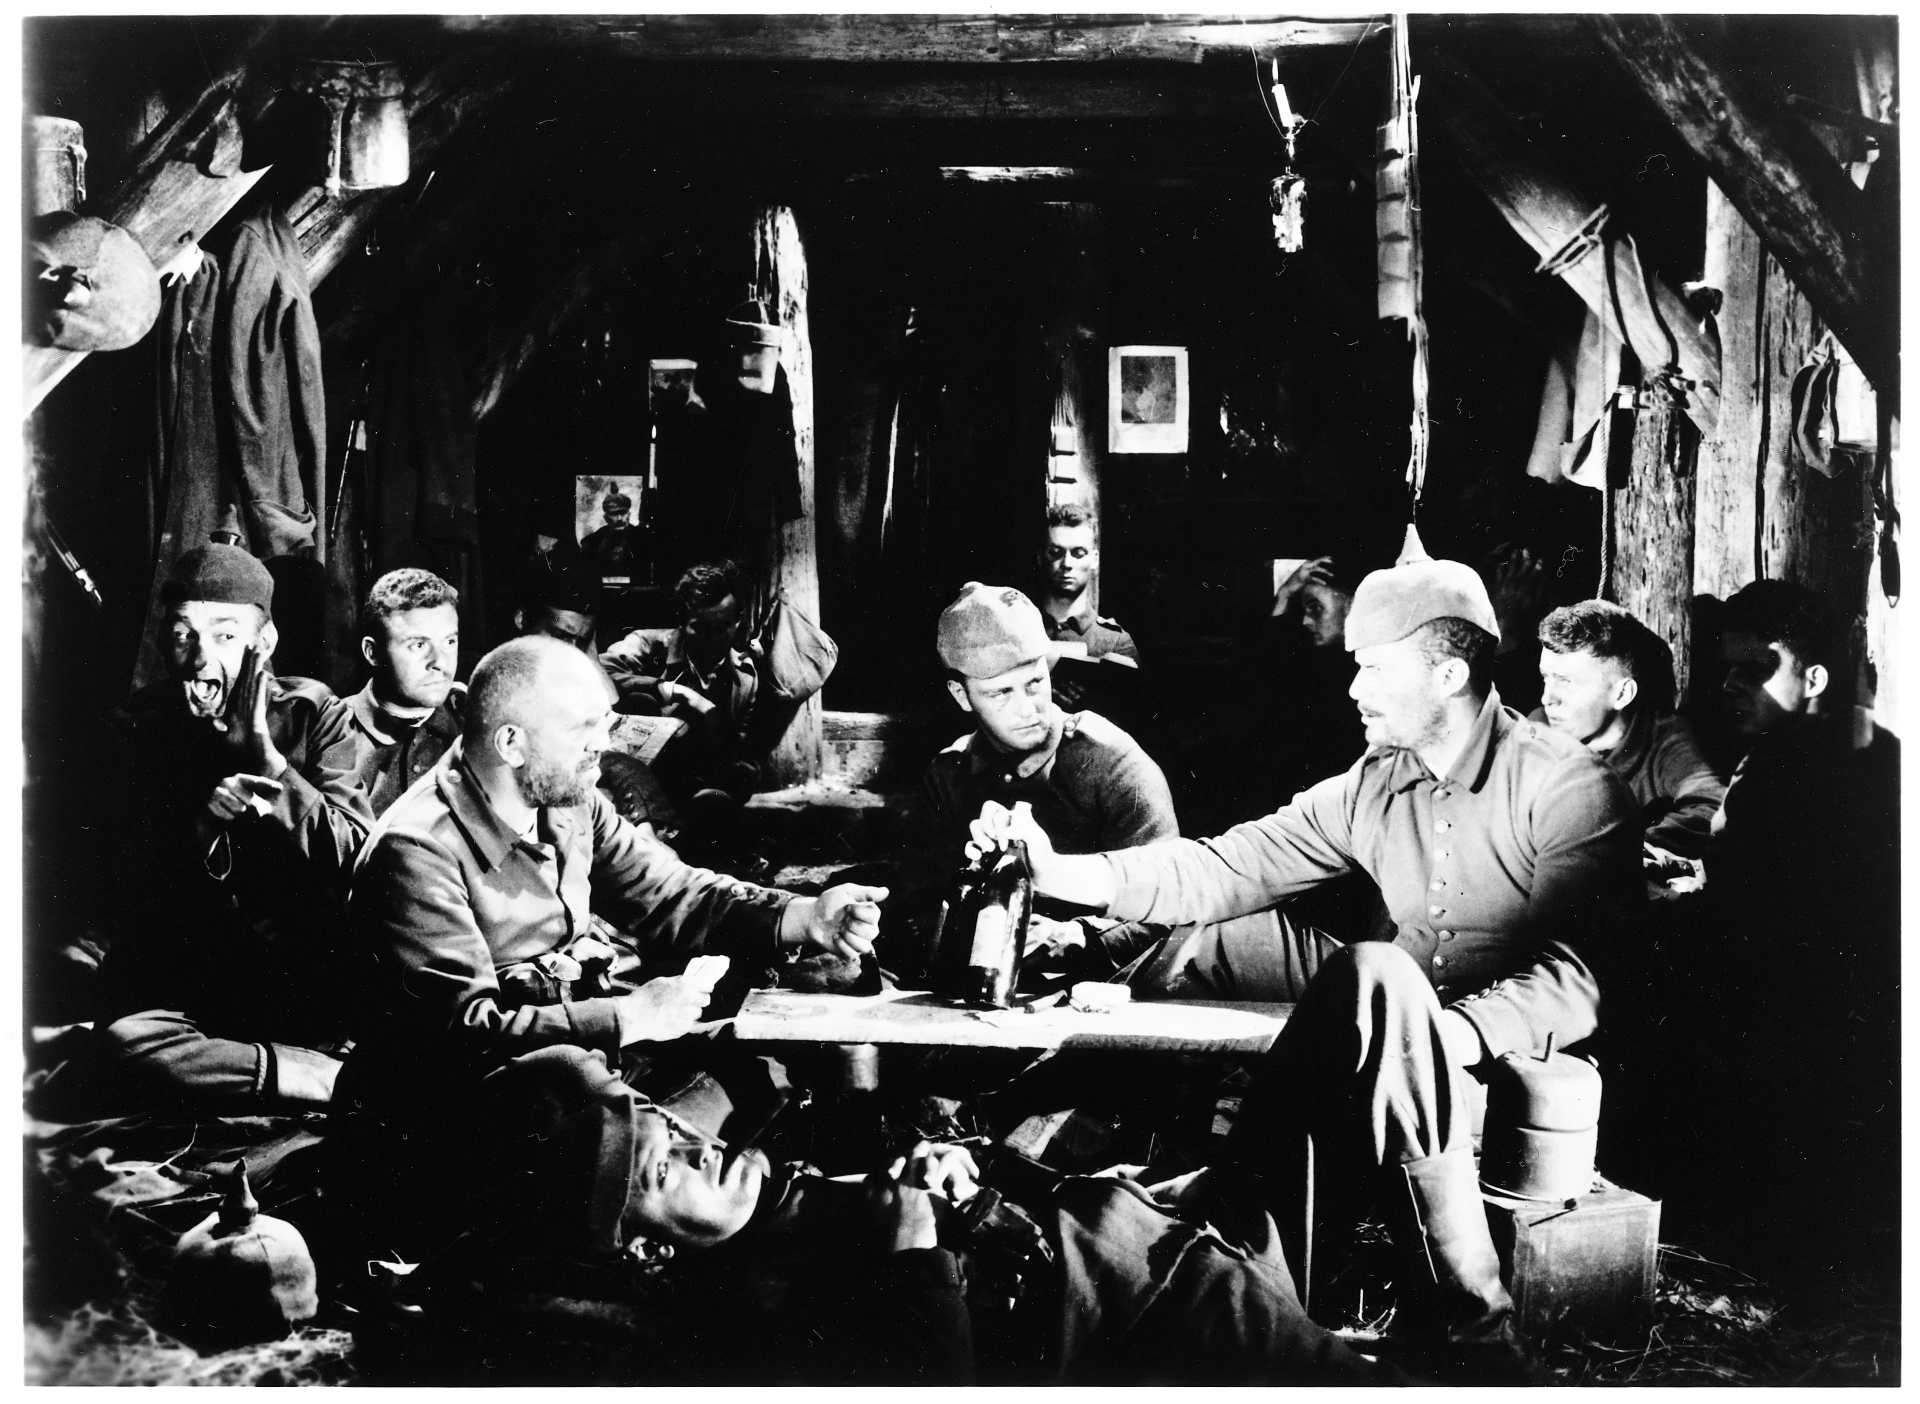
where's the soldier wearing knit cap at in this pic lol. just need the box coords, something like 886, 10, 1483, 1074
95, 541, 373, 1110
876, 583, 1177, 984
965, 539, 1640, 1381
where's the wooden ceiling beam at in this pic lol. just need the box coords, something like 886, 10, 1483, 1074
1422, 51, 1723, 432
1589, 15, 1895, 399
436, 13, 1384, 64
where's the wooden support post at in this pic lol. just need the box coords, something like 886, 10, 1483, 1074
1589, 15, 1895, 403
1694, 181, 1766, 603
1695, 181, 1879, 704
753, 205, 824, 786
1034, 200, 1107, 601
1611, 383, 1699, 702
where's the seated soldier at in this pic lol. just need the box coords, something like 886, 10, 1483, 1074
601, 559, 769, 815
96, 546, 373, 1107
507, 570, 680, 837
359, 1106, 1401, 1385
970, 549, 1642, 1379
885, 582, 1178, 984
1535, 600, 1727, 871
514, 564, 602, 658
333, 636, 888, 1265
1668, 580, 1899, 1253
343, 568, 465, 817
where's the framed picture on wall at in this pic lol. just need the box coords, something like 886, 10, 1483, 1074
575, 474, 647, 583
1108, 345, 1189, 453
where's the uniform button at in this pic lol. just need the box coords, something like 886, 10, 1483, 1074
1430, 877, 1445, 891
1436, 819, 1451, 832
1439, 930, 1455, 941
1435, 955, 1449, 967
1429, 905, 1445, 917
1437, 850, 1450, 860
1435, 983, 1450, 994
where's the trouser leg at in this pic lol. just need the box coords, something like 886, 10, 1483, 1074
1154, 908, 1342, 1002
1220, 944, 1518, 1357
1126, 1235, 1402, 1384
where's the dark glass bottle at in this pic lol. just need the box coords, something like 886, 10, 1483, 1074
934, 843, 1032, 1008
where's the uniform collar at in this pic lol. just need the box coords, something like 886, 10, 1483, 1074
351, 680, 464, 747
968, 705, 1069, 780
1386, 688, 1506, 794
437, 739, 581, 874
1044, 595, 1097, 636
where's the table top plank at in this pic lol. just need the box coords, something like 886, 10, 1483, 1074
734, 987, 1291, 1054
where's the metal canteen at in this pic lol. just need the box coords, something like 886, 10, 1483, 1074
290, 57, 410, 195
1480, 1036, 1602, 1202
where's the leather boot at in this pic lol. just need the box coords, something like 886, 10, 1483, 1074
270, 1043, 343, 1106
1397, 1150, 1546, 1384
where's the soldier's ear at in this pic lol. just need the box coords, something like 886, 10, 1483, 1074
946, 679, 974, 714
1801, 662, 1830, 700
360, 635, 380, 670
1613, 675, 1639, 712
492, 722, 527, 768
256, 619, 279, 661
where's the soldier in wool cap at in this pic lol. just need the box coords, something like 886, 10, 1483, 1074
94, 543, 375, 1109
871, 583, 1178, 985
968, 537, 1641, 1381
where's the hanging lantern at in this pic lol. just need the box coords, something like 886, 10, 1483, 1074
289, 58, 410, 196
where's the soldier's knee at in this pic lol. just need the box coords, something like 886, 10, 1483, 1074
1314, 940, 1426, 1004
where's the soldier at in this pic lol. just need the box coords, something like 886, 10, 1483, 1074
97, 545, 373, 1107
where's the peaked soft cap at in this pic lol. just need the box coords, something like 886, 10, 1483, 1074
1344, 533, 1498, 652
937, 582, 1052, 679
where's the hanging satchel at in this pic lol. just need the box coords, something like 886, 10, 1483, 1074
755, 591, 837, 703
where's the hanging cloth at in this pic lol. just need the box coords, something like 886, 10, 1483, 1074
1525, 309, 1628, 491
134, 206, 327, 689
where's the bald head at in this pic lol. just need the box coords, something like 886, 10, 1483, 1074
465, 636, 616, 806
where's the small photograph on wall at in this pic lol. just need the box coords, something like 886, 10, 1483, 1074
576, 474, 647, 583
1108, 345, 1190, 453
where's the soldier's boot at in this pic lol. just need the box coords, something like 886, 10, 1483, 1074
1397, 1150, 1547, 1384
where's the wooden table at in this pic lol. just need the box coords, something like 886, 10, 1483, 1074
733, 987, 1292, 1056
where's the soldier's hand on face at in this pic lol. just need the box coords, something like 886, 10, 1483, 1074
890, 1140, 980, 1203
1272, 555, 1335, 616
865, 1173, 940, 1253
807, 884, 887, 958
615, 958, 729, 1045
217, 647, 288, 778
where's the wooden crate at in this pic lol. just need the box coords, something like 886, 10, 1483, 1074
1484, 1179, 1661, 1343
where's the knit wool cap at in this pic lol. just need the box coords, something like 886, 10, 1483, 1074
162, 544, 275, 615
1345, 530, 1498, 652
937, 582, 1052, 679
